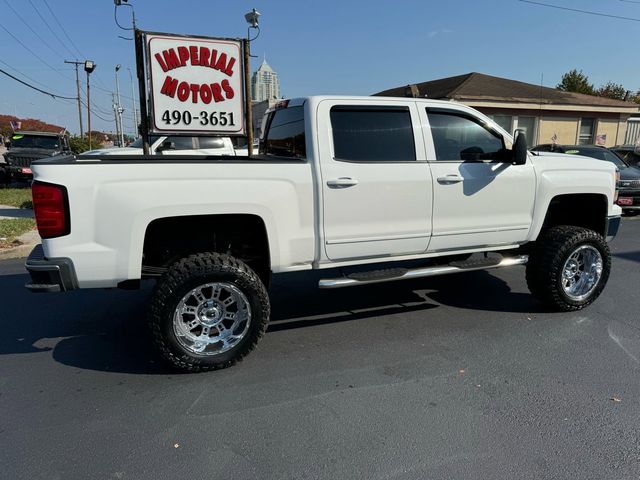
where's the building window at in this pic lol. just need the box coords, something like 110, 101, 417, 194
515, 116, 537, 147
579, 118, 595, 145
492, 115, 513, 134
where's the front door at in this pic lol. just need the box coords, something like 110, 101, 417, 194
318, 100, 432, 261
422, 108, 536, 252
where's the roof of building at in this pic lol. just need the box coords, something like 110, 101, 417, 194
374, 72, 640, 110
256, 57, 274, 73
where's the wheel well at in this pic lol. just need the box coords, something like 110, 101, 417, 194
540, 194, 608, 238
142, 214, 271, 285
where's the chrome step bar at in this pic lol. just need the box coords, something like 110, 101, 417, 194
318, 255, 528, 289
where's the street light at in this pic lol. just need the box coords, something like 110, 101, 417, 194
84, 60, 96, 149
115, 64, 125, 147
245, 8, 261, 42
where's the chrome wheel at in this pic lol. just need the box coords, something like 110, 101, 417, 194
173, 282, 252, 355
561, 245, 603, 301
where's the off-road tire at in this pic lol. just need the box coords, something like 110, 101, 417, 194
148, 252, 270, 372
526, 226, 611, 311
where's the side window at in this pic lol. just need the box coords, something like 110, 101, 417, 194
164, 136, 194, 150
330, 106, 415, 162
427, 111, 504, 161
197, 137, 226, 150
263, 106, 306, 158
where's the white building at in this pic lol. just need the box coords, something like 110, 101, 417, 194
251, 58, 280, 102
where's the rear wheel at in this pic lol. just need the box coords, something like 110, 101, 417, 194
148, 252, 270, 372
526, 226, 610, 311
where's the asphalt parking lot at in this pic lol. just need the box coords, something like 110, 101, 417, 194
1, 219, 639, 480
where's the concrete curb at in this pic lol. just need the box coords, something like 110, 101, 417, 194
0, 205, 40, 260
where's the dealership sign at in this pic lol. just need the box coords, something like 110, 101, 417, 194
146, 33, 245, 135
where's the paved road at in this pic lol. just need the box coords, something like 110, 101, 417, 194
1, 220, 640, 479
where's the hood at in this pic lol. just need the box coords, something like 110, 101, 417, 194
6, 147, 60, 157
619, 165, 640, 181
530, 151, 617, 175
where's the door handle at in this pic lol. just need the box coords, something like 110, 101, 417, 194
327, 177, 359, 188
437, 175, 464, 184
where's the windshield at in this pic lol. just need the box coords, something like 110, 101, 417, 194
564, 148, 627, 169
10, 134, 60, 150
129, 136, 161, 148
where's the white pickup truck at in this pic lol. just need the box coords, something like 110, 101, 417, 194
26, 96, 621, 372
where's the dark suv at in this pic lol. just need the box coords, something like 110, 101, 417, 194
4, 131, 71, 182
532, 144, 640, 213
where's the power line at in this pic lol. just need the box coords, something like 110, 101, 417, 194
0, 58, 55, 91
42, 0, 85, 58
2, 0, 64, 61
0, 23, 73, 80
0, 67, 77, 100
519, 0, 640, 21
27, 0, 76, 58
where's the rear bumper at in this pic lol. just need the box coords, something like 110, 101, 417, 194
605, 215, 621, 243
24, 244, 78, 293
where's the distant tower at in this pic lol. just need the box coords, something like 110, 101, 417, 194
251, 56, 280, 102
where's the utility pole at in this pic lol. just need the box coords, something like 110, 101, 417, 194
112, 93, 122, 146
115, 65, 125, 147
127, 67, 138, 138
64, 60, 84, 137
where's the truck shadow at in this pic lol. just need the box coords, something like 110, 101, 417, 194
0, 267, 543, 374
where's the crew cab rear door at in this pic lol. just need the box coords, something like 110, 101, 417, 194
317, 100, 432, 261
422, 107, 536, 251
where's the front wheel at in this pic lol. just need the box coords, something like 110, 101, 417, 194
526, 226, 611, 311
148, 252, 270, 372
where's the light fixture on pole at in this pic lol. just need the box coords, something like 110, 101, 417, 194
84, 60, 96, 149
244, 8, 261, 41
115, 64, 125, 146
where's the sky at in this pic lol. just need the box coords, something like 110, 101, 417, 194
1, 0, 639, 136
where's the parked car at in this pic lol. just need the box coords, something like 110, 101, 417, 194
4, 131, 71, 182
612, 144, 640, 168
85, 135, 238, 156
531, 144, 640, 213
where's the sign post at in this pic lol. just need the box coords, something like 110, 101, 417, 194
135, 29, 151, 155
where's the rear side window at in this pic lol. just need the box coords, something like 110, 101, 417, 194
330, 106, 415, 162
263, 106, 306, 158
428, 111, 504, 161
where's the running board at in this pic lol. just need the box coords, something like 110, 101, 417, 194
318, 255, 528, 289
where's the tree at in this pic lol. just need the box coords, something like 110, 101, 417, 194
629, 89, 640, 105
556, 69, 594, 95
596, 81, 627, 101
69, 135, 102, 154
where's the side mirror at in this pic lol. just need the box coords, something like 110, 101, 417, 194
156, 141, 175, 153
512, 131, 528, 165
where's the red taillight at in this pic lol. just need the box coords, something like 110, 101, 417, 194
32, 181, 69, 238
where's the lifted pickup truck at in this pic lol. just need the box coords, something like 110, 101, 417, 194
25, 96, 621, 371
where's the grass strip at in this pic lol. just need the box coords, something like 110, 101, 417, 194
0, 218, 36, 248
0, 188, 33, 209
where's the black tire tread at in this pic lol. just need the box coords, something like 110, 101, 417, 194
526, 225, 611, 311
148, 252, 270, 372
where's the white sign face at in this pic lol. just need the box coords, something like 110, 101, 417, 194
146, 33, 245, 135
